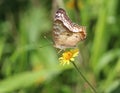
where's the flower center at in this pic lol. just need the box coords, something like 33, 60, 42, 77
63, 52, 73, 60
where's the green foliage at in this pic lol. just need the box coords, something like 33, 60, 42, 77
0, 0, 120, 93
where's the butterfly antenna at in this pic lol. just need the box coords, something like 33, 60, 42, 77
37, 33, 54, 49
38, 43, 53, 48
43, 35, 53, 44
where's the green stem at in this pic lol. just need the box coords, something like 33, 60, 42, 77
72, 62, 97, 93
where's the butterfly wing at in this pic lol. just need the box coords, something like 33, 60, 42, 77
53, 8, 86, 49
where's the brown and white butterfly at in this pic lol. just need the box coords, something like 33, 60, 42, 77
53, 8, 86, 49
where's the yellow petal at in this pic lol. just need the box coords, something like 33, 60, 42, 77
70, 58, 75, 61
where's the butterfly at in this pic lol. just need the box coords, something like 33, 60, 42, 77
53, 8, 86, 49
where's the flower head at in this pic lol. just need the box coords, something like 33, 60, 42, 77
59, 48, 79, 65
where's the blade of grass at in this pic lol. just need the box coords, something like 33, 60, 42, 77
90, 1, 108, 70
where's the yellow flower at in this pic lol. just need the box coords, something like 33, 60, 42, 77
66, 0, 75, 9
66, 0, 83, 9
59, 48, 79, 65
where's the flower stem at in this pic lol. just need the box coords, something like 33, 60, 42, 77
72, 62, 97, 93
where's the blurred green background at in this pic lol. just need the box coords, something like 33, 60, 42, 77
0, 0, 120, 93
